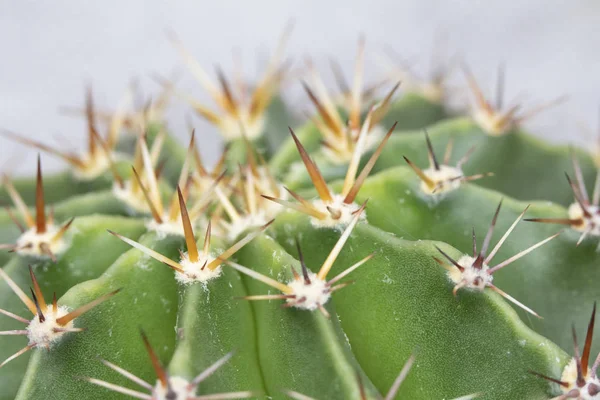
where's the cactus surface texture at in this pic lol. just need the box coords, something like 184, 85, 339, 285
1, 30, 597, 400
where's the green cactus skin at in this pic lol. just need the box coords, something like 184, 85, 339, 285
267, 213, 568, 399
14, 232, 182, 400
345, 165, 600, 358
0, 216, 145, 399
3, 36, 600, 400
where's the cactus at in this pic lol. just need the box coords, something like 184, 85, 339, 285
0, 31, 596, 400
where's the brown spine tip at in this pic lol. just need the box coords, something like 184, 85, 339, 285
35, 155, 47, 234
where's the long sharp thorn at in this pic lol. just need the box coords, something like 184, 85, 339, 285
572, 323, 586, 387
56, 288, 121, 325
329, 58, 350, 94
0, 268, 37, 315
342, 107, 373, 197
0, 307, 29, 324
52, 292, 57, 313
488, 232, 560, 274
317, 202, 366, 281
99, 359, 153, 390
29, 266, 47, 313
571, 154, 590, 204
357, 371, 367, 400
434, 246, 464, 272
261, 194, 327, 220
285, 391, 316, 400
529, 370, 569, 387
140, 330, 169, 387
0, 130, 85, 167
372, 81, 401, 125
487, 284, 540, 318
226, 260, 292, 294
108, 230, 185, 273
85, 86, 98, 155
404, 156, 435, 187
582, 302, 596, 378
4, 206, 25, 233
52, 217, 75, 243
140, 136, 164, 216
593, 170, 600, 207
461, 63, 493, 113
35, 155, 47, 234
203, 220, 212, 256
328, 281, 355, 293
295, 239, 311, 285
344, 122, 397, 204
472, 228, 477, 257
83, 377, 152, 400
191, 352, 234, 386
289, 127, 333, 202
479, 200, 503, 262
485, 205, 530, 264
2, 175, 34, 228
424, 130, 440, 170
0, 344, 36, 368
0, 330, 28, 335
236, 294, 296, 301
131, 167, 163, 223
384, 354, 416, 400
456, 145, 477, 169
443, 138, 454, 165
39, 243, 57, 262
524, 217, 581, 226
191, 392, 257, 400
577, 229, 590, 247
317, 304, 330, 318
177, 186, 199, 263
205, 220, 273, 271
328, 253, 374, 286
302, 82, 341, 135
566, 172, 592, 217
516, 95, 569, 123
215, 66, 238, 114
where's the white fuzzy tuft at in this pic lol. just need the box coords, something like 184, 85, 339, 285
27, 306, 73, 347
560, 358, 600, 399
447, 254, 492, 291
473, 109, 510, 136
16, 225, 69, 259
287, 272, 331, 310
152, 376, 192, 400
568, 202, 600, 236
420, 165, 464, 195
310, 194, 365, 228
175, 252, 223, 285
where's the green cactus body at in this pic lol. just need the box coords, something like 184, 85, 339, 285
3, 34, 599, 400
0, 216, 145, 399
343, 165, 600, 357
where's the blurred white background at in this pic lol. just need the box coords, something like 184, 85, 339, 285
1, 0, 600, 174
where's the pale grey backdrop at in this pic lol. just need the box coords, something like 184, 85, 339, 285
1, 0, 600, 174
